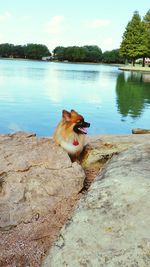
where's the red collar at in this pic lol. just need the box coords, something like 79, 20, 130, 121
73, 139, 79, 146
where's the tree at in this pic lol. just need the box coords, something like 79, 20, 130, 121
0, 43, 51, 59
84, 45, 102, 62
53, 46, 65, 60
120, 11, 148, 66
102, 49, 124, 63
0, 43, 14, 57
53, 45, 102, 62
143, 9, 150, 57
63, 46, 85, 62
12, 45, 25, 58
24, 44, 50, 59
139, 20, 149, 67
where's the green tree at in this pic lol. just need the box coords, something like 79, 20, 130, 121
120, 11, 148, 66
64, 46, 74, 61
140, 20, 149, 66
53, 45, 102, 62
12, 45, 25, 58
24, 44, 50, 59
0, 43, 51, 59
64, 46, 86, 62
0, 43, 14, 57
102, 49, 124, 63
84, 45, 102, 62
143, 9, 150, 57
53, 46, 65, 60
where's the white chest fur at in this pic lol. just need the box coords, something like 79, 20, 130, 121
61, 136, 85, 155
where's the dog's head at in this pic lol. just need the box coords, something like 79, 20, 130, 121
62, 109, 90, 135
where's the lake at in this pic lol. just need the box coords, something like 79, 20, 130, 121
0, 59, 150, 136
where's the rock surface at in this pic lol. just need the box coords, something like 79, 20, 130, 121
0, 132, 85, 266
81, 134, 150, 191
1, 132, 150, 267
0, 132, 85, 229
85, 134, 150, 170
42, 142, 150, 267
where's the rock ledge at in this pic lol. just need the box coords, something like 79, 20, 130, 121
43, 138, 150, 267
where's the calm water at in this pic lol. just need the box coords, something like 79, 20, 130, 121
0, 59, 150, 136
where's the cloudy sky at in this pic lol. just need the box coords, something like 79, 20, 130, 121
0, 0, 149, 53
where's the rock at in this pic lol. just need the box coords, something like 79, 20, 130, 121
0, 132, 85, 229
1, 132, 150, 266
132, 128, 150, 134
83, 134, 150, 170
80, 134, 150, 191
0, 132, 85, 266
81, 141, 129, 171
42, 142, 150, 267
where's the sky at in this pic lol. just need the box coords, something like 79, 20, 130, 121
0, 0, 149, 53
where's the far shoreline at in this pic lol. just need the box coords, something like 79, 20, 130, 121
0, 57, 123, 67
1, 58, 150, 73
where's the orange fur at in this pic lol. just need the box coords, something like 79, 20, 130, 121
53, 110, 88, 159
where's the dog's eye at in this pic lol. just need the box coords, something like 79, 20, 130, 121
77, 120, 81, 123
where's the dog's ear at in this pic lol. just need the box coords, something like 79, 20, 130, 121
62, 110, 71, 121
71, 109, 78, 115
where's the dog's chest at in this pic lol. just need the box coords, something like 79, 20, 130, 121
61, 136, 84, 155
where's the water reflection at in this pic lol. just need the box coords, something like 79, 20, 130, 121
116, 72, 150, 118
44, 69, 102, 104
0, 59, 150, 135
0, 60, 48, 80
55, 69, 100, 81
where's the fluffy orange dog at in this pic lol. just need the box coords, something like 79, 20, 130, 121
53, 109, 90, 160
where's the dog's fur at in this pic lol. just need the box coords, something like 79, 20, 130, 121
53, 110, 90, 159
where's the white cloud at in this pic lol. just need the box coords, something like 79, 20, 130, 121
0, 11, 12, 22
85, 19, 110, 29
45, 16, 70, 34
101, 37, 117, 51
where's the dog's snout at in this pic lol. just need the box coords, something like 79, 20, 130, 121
85, 122, 90, 128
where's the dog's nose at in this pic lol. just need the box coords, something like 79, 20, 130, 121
85, 122, 90, 127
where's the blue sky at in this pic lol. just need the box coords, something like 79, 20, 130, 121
0, 0, 149, 52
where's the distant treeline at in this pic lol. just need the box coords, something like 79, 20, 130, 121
0, 10, 150, 65
53, 46, 124, 63
0, 43, 51, 60
0, 43, 124, 63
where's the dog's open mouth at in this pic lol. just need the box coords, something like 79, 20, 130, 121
74, 121, 90, 135
77, 127, 88, 134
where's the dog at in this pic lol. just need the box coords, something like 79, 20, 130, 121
53, 109, 90, 160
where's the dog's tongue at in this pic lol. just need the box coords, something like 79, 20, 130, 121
78, 127, 87, 134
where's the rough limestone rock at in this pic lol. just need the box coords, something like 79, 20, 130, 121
0, 132, 85, 230
42, 142, 150, 267
83, 134, 150, 170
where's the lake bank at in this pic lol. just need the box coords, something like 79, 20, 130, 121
119, 64, 150, 73
0, 57, 122, 66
